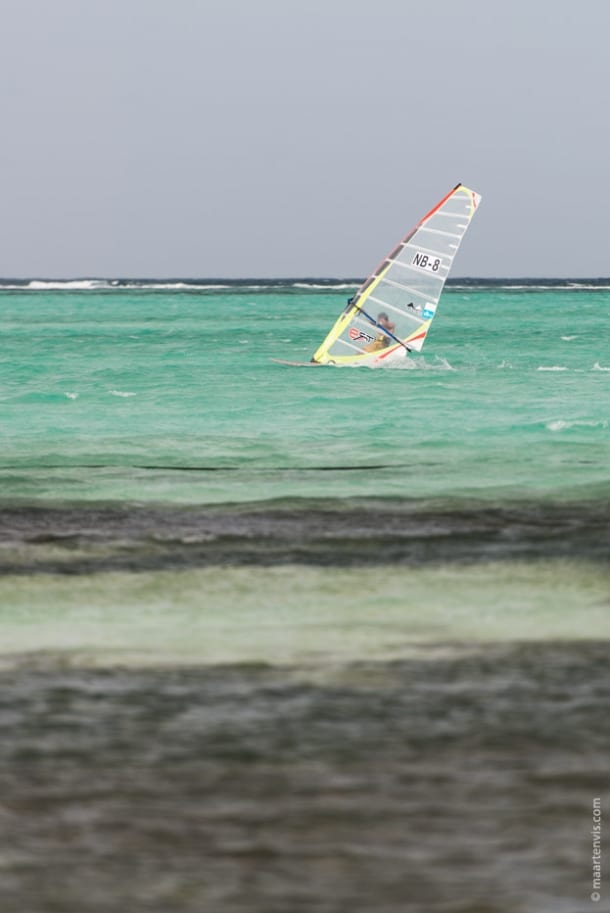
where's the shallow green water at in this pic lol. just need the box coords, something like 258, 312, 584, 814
1, 285, 609, 505
1, 561, 609, 669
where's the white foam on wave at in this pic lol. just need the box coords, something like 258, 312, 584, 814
27, 279, 107, 290
537, 366, 568, 372
382, 356, 454, 372
547, 418, 608, 432
109, 390, 136, 397
432, 356, 455, 371
291, 282, 358, 290
561, 336, 578, 341
593, 362, 610, 372
64, 392, 78, 400
9, 279, 236, 292
380, 358, 418, 370
134, 282, 231, 291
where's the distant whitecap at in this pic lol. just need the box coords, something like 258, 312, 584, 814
27, 279, 107, 290
547, 418, 607, 432
109, 390, 136, 397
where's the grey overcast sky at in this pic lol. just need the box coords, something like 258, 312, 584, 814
1, 0, 609, 278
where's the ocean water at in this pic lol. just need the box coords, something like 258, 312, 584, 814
0, 280, 609, 913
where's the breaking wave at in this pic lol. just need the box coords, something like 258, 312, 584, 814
2, 277, 610, 293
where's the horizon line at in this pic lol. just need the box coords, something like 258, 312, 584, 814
1, 275, 610, 283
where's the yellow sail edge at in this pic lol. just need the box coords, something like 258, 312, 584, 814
312, 263, 393, 364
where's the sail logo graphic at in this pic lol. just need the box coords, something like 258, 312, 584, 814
349, 328, 374, 343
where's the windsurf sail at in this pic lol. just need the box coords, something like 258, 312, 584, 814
311, 183, 481, 366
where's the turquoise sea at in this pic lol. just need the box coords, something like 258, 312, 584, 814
1, 280, 609, 913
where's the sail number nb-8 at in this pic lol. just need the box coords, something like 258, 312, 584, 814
412, 252, 442, 273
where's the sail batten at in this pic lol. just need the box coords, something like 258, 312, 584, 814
381, 276, 434, 296
311, 184, 481, 366
417, 226, 464, 240
367, 296, 425, 324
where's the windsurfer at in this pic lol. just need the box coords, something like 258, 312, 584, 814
365, 311, 395, 351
